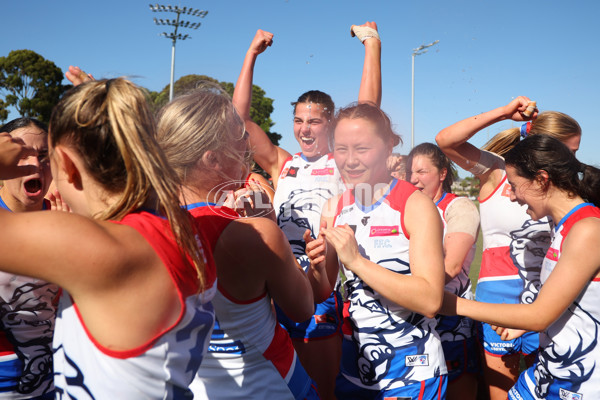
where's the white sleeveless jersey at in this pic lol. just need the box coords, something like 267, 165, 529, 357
526, 203, 600, 399
477, 171, 552, 305
53, 211, 217, 399
435, 193, 475, 342
188, 204, 315, 399
273, 153, 344, 269
192, 288, 313, 399
335, 180, 447, 391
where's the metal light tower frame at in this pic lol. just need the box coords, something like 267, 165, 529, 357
149, 4, 208, 101
411, 40, 439, 149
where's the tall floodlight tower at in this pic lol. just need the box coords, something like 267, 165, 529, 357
149, 4, 208, 101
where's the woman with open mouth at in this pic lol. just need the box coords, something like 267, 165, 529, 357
436, 97, 582, 400
406, 142, 480, 400
0, 78, 216, 398
0, 117, 56, 399
232, 22, 382, 399
442, 134, 600, 400
308, 102, 448, 399
156, 85, 333, 400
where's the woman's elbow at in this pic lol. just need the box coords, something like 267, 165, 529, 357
288, 302, 315, 323
420, 292, 443, 319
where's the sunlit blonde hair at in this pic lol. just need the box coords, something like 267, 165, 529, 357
156, 84, 247, 183
49, 78, 207, 289
482, 111, 581, 156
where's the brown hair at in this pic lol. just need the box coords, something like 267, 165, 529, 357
334, 102, 402, 148
483, 111, 581, 156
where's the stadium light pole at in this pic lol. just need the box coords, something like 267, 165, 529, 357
411, 40, 439, 149
149, 4, 208, 101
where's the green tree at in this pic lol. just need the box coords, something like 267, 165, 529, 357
0, 50, 67, 124
148, 74, 281, 146
0, 98, 8, 125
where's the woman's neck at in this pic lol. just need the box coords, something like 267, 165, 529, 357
548, 191, 587, 226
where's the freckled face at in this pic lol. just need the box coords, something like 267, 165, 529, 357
333, 117, 391, 189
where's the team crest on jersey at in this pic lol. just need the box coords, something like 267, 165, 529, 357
559, 388, 583, 400
501, 184, 512, 198
311, 167, 334, 176
369, 226, 399, 237
405, 354, 429, 366
281, 166, 299, 178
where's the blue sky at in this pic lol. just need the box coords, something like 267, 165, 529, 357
2, 0, 599, 176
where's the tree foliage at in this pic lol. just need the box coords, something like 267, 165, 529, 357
148, 74, 281, 146
0, 50, 67, 124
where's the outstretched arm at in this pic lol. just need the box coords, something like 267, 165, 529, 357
443, 218, 600, 331
352, 22, 382, 107
232, 30, 291, 186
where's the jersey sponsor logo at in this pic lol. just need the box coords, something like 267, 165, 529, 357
559, 388, 583, 400
501, 183, 512, 198
208, 340, 246, 354
314, 313, 336, 325
311, 167, 334, 176
361, 216, 370, 226
374, 239, 392, 249
508, 387, 525, 400
546, 247, 560, 261
405, 354, 429, 367
369, 226, 399, 237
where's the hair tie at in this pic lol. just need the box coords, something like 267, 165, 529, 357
520, 121, 532, 138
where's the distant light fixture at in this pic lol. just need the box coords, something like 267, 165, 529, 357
149, 3, 208, 101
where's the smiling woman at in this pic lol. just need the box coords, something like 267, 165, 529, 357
435, 97, 582, 400
309, 102, 448, 399
231, 23, 382, 399
443, 134, 600, 399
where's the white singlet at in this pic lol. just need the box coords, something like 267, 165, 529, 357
334, 179, 447, 391
52, 211, 217, 399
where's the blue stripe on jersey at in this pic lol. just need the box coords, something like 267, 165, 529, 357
0, 357, 23, 392
0, 196, 11, 211
354, 179, 398, 213
554, 203, 594, 232
435, 192, 447, 206
185, 202, 216, 210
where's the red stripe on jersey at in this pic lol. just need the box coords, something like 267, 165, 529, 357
0, 330, 15, 356
262, 323, 295, 378
479, 246, 518, 278
478, 174, 507, 203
